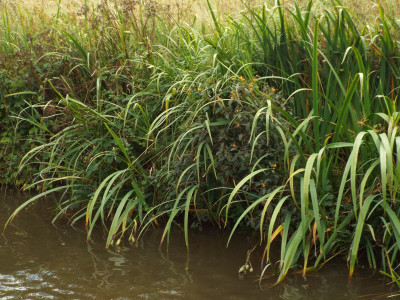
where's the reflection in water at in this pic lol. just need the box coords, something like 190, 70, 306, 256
0, 190, 397, 299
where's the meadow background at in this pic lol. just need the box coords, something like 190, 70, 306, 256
3, 0, 399, 22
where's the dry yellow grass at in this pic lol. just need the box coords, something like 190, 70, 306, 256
1, 0, 268, 25
1, 0, 399, 24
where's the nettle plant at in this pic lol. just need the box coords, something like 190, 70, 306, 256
149, 76, 290, 232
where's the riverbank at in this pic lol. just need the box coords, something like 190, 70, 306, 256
2, 0, 400, 285
1, 190, 397, 298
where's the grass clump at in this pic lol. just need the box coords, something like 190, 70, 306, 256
2, 0, 400, 285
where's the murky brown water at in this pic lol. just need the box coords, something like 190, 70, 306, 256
0, 190, 398, 299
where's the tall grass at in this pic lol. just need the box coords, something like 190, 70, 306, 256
2, 0, 400, 284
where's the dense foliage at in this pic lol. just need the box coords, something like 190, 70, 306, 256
2, 0, 400, 284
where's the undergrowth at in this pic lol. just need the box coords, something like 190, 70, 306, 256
2, 0, 400, 285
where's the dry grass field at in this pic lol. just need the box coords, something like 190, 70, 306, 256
2, 0, 399, 23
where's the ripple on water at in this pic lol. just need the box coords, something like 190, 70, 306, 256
0, 274, 26, 289
52, 288, 75, 295
25, 273, 43, 282
27, 292, 55, 299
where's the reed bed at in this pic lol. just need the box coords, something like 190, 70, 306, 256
2, 0, 400, 285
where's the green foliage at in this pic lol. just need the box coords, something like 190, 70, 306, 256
3, 0, 400, 285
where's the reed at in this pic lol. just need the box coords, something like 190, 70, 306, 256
2, 0, 400, 284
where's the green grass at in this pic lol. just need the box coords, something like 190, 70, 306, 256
2, 0, 400, 285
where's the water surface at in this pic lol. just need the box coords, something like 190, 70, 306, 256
0, 191, 397, 299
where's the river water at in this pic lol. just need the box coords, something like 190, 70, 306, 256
0, 191, 397, 299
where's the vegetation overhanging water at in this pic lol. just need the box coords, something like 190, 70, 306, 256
1, 191, 395, 299
2, 0, 400, 289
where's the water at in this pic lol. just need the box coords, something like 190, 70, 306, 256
0, 191, 397, 299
